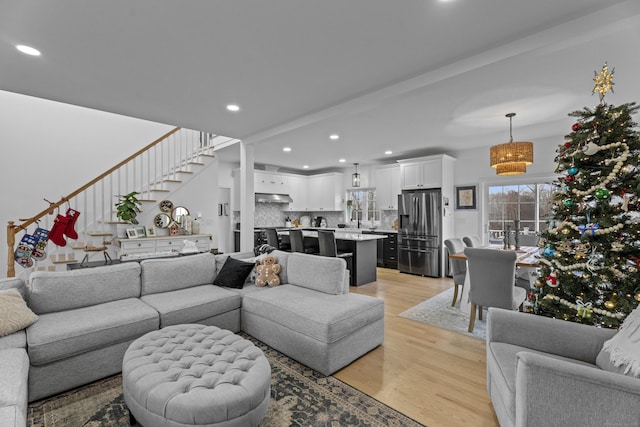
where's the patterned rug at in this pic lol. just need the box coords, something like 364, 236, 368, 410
398, 287, 486, 340
28, 335, 424, 427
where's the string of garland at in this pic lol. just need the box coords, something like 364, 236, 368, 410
543, 294, 625, 320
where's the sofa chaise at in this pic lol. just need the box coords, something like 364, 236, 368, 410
0, 249, 384, 427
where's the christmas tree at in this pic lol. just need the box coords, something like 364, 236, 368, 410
536, 64, 640, 328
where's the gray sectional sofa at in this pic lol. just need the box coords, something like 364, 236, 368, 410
0, 249, 384, 427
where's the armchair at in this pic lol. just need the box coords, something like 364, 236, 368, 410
486, 308, 640, 427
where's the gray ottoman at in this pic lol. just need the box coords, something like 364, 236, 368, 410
122, 324, 271, 427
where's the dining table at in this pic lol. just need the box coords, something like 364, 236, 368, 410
448, 245, 540, 314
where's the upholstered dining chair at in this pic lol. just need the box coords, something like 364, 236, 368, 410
289, 229, 318, 254
444, 238, 467, 307
317, 230, 353, 285
463, 235, 482, 248
463, 247, 527, 332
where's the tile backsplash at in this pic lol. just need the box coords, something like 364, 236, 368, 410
234, 203, 398, 229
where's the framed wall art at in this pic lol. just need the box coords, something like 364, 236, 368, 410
455, 185, 477, 210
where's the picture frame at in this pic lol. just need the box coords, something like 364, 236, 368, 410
145, 226, 156, 237
455, 185, 477, 210
133, 225, 146, 238
126, 228, 138, 239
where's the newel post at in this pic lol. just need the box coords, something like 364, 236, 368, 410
7, 221, 16, 278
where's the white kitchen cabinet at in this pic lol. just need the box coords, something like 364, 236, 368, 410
375, 165, 401, 209
399, 155, 453, 190
254, 171, 290, 194
285, 175, 309, 211
307, 173, 344, 211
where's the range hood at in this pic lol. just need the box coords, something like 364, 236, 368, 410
255, 193, 293, 203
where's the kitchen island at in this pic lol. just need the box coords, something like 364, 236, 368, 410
279, 230, 386, 286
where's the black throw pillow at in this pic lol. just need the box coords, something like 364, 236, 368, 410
214, 257, 256, 289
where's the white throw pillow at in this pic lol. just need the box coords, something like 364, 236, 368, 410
596, 304, 640, 378
0, 288, 38, 337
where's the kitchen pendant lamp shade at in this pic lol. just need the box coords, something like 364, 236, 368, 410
490, 113, 533, 176
352, 163, 361, 187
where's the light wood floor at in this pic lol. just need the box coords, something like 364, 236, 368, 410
333, 268, 500, 427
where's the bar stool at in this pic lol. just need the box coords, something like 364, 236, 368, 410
317, 230, 353, 285
264, 228, 290, 251
289, 229, 318, 254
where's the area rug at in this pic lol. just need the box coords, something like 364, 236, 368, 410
398, 287, 486, 340
28, 335, 425, 427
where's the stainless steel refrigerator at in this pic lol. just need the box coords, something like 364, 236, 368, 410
397, 189, 442, 277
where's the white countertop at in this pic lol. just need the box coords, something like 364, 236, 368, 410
279, 230, 387, 241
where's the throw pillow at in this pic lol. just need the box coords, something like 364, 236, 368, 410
0, 288, 38, 337
253, 244, 276, 256
596, 304, 640, 378
214, 257, 256, 289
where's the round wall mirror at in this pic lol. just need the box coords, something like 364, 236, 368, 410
154, 213, 171, 229
171, 206, 190, 226
159, 200, 173, 212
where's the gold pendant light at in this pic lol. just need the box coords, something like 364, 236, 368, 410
490, 113, 533, 176
352, 163, 361, 187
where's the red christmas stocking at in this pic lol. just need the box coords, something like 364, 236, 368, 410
64, 208, 80, 239
49, 214, 69, 247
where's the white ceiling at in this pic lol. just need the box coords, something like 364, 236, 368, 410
2, 0, 640, 173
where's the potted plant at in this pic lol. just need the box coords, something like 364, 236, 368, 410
115, 191, 142, 225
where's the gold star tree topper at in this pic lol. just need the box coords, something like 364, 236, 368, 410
593, 63, 615, 102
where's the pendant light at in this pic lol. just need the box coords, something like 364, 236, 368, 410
352, 163, 361, 187
490, 113, 533, 176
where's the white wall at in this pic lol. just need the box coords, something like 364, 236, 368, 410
1, 91, 174, 277
451, 136, 559, 242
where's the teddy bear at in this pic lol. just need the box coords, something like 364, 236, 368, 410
255, 255, 281, 287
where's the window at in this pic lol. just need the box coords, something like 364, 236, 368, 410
346, 189, 379, 225
487, 182, 554, 242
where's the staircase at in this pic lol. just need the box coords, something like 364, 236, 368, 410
7, 128, 238, 277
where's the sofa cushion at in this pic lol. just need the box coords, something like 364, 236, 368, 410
0, 289, 38, 337
242, 285, 383, 343
0, 277, 26, 300
488, 341, 597, 420
27, 298, 159, 366
0, 330, 26, 350
140, 252, 217, 295
0, 348, 28, 421
140, 285, 241, 327
28, 263, 142, 314
596, 304, 640, 378
214, 257, 255, 289
286, 253, 346, 295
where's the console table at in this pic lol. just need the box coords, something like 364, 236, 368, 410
116, 234, 212, 259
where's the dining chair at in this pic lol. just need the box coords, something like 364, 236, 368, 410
289, 229, 318, 254
463, 247, 527, 332
264, 228, 290, 252
463, 235, 482, 248
444, 238, 467, 307
317, 230, 353, 285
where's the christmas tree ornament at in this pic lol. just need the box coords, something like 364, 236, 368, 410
544, 272, 558, 287
604, 300, 615, 310
542, 246, 555, 257
64, 208, 81, 239
564, 141, 572, 148
582, 142, 600, 155
563, 199, 575, 207
576, 299, 593, 319
594, 188, 611, 199
572, 123, 581, 131
565, 175, 575, 182
31, 227, 50, 260
567, 166, 579, 176
592, 63, 615, 102
48, 214, 69, 247
14, 234, 38, 268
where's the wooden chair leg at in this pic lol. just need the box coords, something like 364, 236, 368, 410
468, 304, 476, 332
451, 284, 459, 307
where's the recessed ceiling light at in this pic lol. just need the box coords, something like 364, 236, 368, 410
385, 150, 393, 155
16, 44, 41, 56
283, 147, 292, 152
226, 104, 240, 112
303, 165, 309, 169
329, 134, 340, 140
339, 158, 346, 163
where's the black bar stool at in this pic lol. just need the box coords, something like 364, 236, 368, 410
264, 228, 290, 251
289, 229, 318, 254
317, 230, 353, 285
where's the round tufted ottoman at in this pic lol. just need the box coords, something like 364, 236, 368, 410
122, 324, 271, 427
